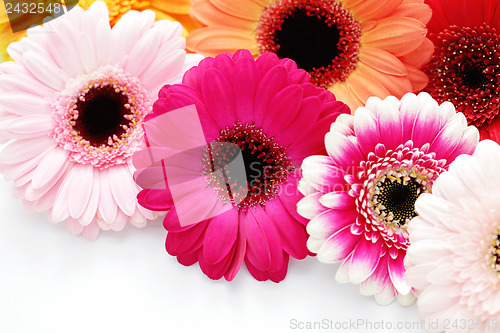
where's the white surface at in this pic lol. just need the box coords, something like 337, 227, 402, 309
0, 175, 428, 333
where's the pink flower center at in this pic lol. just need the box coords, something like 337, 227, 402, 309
425, 23, 500, 127
488, 229, 500, 275
202, 123, 293, 211
255, 0, 361, 88
52, 66, 151, 169
352, 143, 446, 249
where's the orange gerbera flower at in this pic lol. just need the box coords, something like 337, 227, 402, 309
187, 0, 434, 111
0, 0, 199, 62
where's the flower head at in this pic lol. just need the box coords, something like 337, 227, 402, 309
297, 92, 479, 304
186, 0, 433, 111
406, 140, 500, 332
135, 50, 350, 282
0, 1, 203, 239
424, 0, 500, 142
0, 0, 199, 62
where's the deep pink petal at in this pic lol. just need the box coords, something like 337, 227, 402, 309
201, 68, 237, 129
251, 205, 285, 271
224, 216, 247, 281
202, 208, 239, 264
266, 197, 308, 259
262, 84, 303, 136
359, 254, 391, 296
230, 56, 260, 124
166, 219, 209, 255
253, 65, 289, 127
244, 211, 272, 271
353, 107, 379, 156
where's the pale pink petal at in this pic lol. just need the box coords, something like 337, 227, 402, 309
317, 224, 361, 263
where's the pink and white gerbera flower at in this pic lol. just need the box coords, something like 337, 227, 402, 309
135, 50, 350, 282
297, 92, 479, 304
406, 140, 500, 333
0, 1, 203, 239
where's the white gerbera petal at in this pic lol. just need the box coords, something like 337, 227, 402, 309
406, 139, 500, 332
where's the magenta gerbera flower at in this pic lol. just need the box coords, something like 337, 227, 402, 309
0, 1, 203, 239
297, 92, 479, 304
135, 50, 350, 282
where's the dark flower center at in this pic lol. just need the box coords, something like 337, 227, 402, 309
256, 0, 361, 88
202, 123, 292, 210
74, 85, 129, 147
489, 231, 500, 274
425, 23, 500, 127
377, 179, 420, 225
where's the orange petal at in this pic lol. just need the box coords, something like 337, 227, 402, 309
190, 0, 255, 30
406, 64, 428, 91
208, 0, 263, 21
330, 83, 364, 114
392, 2, 432, 24
348, 0, 403, 22
150, 0, 192, 15
356, 62, 413, 97
186, 27, 258, 56
359, 47, 407, 76
345, 70, 391, 105
362, 16, 426, 57
399, 37, 434, 68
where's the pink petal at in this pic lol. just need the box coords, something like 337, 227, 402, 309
252, 205, 284, 270
202, 208, 239, 264
98, 168, 118, 224
388, 252, 412, 295
411, 98, 442, 147
262, 85, 303, 136
231, 56, 260, 124
429, 113, 468, 160
325, 132, 364, 170
266, 197, 308, 259
201, 68, 237, 129
109, 165, 137, 217
244, 211, 272, 271
359, 254, 391, 296
306, 208, 358, 239
68, 164, 94, 220
377, 98, 403, 151
349, 237, 383, 284
224, 218, 247, 281
317, 224, 361, 263
353, 107, 379, 155
297, 193, 328, 220
319, 191, 356, 210
80, 169, 100, 226
253, 65, 288, 127
166, 220, 209, 255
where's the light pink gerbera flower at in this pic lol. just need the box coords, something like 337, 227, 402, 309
297, 92, 479, 304
406, 140, 500, 333
135, 50, 350, 282
0, 1, 203, 239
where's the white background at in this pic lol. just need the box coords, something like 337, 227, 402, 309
0, 175, 427, 333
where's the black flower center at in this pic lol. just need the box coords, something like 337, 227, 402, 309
203, 123, 292, 210
377, 179, 420, 225
73, 85, 129, 147
256, 0, 361, 88
274, 11, 341, 72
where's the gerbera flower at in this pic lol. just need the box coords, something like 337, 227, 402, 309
186, 0, 433, 111
423, 0, 500, 142
406, 140, 500, 332
0, 1, 203, 239
134, 50, 350, 282
297, 92, 478, 304
0, 0, 199, 62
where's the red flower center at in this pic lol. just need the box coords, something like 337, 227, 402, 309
202, 123, 293, 211
425, 23, 500, 127
255, 0, 361, 89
